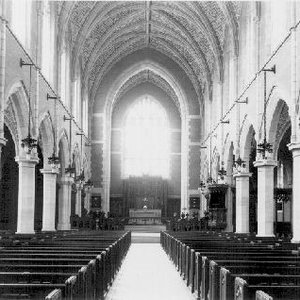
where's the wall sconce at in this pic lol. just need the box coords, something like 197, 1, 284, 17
48, 152, 60, 171
75, 169, 85, 184
234, 156, 246, 173
206, 176, 216, 185
218, 161, 227, 180
63, 115, 76, 177
20, 58, 37, 155
65, 163, 76, 178
257, 65, 276, 159
47, 93, 60, 170
199, 180, 206, 192
84, 179, 94, 189
237, 97, 248, 104
221, 120, 230, 124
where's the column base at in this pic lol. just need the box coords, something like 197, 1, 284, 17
42, 228, 56, 232
256, 234, 275, 238
235, 231, 250, 234
57, 223, 71, 231
16, 230, 35, 234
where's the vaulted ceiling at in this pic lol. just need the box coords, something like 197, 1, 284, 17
58, 1, 241, 103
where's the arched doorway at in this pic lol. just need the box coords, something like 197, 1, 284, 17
0, 125, 18, 231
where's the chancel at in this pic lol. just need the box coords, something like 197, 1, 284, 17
0, 1, 300, 299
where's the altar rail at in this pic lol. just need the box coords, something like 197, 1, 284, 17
70, 216, 125, 231
128, 209, 162, 225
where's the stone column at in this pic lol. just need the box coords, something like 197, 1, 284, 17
41, 168, 59, 231
15, 154, 39, 234
225, 186, 233, 232
84, 187, 92, 213
0, 3, 7, 158
0, 138, 6, 165
75, 183, 82, 217
288, 143, 300, 242
253, 159, 277, 237
57, 175, 73, 230
234, 172, 252, 233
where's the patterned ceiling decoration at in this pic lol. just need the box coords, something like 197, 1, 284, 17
113, 70, 181, 113
59, 1, 241, 101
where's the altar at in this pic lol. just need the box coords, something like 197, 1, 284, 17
128, 209, 162, 225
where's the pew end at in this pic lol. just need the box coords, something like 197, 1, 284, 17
220, 267, 232, 300
256, 290, 273, 300
45, 289, 62, 300
235, 277, 248, 300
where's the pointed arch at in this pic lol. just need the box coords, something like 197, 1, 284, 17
4, 81, 32, 153
58, 128, 69, 175
240, 123, 256, 171
72, 143, 81, 176
38, 112, 55, 166
268, 99, 291, 160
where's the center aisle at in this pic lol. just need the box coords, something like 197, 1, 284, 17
105, 243, 195, 300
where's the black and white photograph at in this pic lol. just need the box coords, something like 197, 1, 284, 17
0, 0, 300, 299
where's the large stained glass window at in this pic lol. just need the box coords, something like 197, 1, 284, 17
123, 97, 170, 178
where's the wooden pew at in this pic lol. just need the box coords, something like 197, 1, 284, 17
201, 256, 300, 300
219, 266, 300, 300
0, 275, 76, 300
187, 247, 299, 299
0, 231, 131, 299
161, 231, 300, 300
234, 276, 300, 300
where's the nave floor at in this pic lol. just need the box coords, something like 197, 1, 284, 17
105, 243, 195, 300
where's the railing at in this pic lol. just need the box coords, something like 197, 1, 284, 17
70, 216, 125, 231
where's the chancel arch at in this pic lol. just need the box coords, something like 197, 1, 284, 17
93, 53, 199, 214
109, 82, 182, 219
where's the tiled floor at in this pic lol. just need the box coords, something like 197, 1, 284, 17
105, 243, 195, 300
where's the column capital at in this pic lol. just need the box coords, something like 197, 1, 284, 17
59, 175, 74, 185
84, 186, 92, 193
0, 15, 8, 25
253, 159, 277, 168
0, 137, 7, 147
288, 142, 300, 153
75, 182, 83, 190
40, 168, 59, 175
15, 155, 39, 166
233, 172, 252, 179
